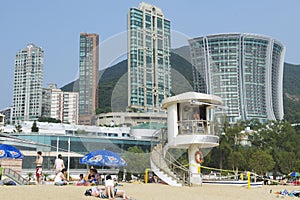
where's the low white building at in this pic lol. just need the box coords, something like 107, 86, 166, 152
2, 121, 131, 138
97, 112, 167, 127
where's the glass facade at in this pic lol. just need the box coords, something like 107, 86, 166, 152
78, 33, 99, 125
10, 134, 153, 170
189, 33, 285, 123
12, 44, 44, 124
128, 3, 171, 112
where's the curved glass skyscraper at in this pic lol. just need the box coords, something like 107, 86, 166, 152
189, 33, 285, 123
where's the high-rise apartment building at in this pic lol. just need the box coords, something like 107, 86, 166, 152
42, 84, 79, 124
0, 107, 12, 125
12, 44, 44, 124
78, 33, 99, 125
189, 33, 285, 123
128, 2, 171, 112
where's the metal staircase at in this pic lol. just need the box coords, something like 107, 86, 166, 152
3, 168, 28, 185
150, 128, 191, 186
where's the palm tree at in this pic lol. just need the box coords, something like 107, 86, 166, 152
43, 173, 50, 181
27, 172, 33, 181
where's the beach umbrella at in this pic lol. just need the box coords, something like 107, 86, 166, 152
0, 144, 24, 159
289, 172, 300, 177
79, 150, 126, 167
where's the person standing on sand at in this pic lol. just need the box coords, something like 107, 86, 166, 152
53, 154, 65, 175
34, 151, 43, 184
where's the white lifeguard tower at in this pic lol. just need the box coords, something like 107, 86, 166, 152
150, 92, 223, 186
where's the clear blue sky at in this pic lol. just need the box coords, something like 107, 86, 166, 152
1, 0, 300, 109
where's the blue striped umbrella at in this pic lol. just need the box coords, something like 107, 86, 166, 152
80, 150, 126, 167
0, 144, 24, 159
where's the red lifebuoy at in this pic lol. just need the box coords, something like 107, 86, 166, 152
195, 151, 204, 164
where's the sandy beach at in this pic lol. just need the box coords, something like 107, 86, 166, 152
0, 182, 298, 200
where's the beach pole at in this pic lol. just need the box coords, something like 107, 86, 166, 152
247, 171, 251, 189
56, 137, 59, 156
67, 137, 70, 181
145, 168, 148, 183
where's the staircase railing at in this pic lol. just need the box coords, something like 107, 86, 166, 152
151, 128, 191, 186
150, 128, 167, 150
3, 168, 28, 185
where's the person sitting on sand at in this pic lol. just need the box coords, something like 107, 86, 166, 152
106, 175, 130, 200
54, 168, 68, 186
91, 168, 101, 185
105, 174, 115, 199
84, 167, 100, 186
77, 173, 86, 186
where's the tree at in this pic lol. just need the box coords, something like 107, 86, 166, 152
228, 151, 246, 172
204, 119, 300, 178
96, 107, 111, 114
249, 120, 300, 177
75, 129, 87, 135
248, 149, 275, 176
278, 151, 297, 175
217, 122, 245, 170
38, 117, 61, 123
31, 120, 39, 132
295, 160, 300, 172
122, 146, 150, 177
27, 172, 33, 181
43, 173, 50, 181
14, 123, 22, 133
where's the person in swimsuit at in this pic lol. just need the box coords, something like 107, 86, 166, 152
34, 151, 43, 184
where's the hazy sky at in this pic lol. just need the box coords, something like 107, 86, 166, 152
1, 0, 300, 109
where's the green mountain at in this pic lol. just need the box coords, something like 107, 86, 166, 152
283, 63, 300, 123
61, 46, 300, 123
61, 50, 194, 113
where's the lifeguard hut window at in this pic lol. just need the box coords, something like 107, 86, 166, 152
178, 103, 193, 121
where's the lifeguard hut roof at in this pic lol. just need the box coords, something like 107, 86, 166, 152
162, 92, 223, 109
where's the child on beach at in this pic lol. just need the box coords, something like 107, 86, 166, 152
77, 173, 86, 186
